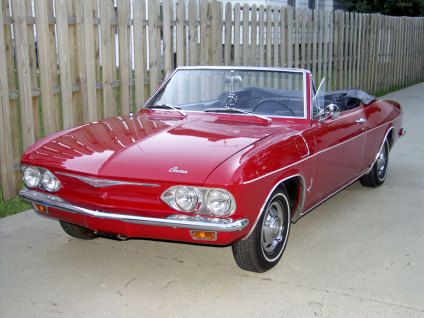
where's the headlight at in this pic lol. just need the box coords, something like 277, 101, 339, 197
22, 165, 60, 192
41, 170, 61, 192
175, 187, 199, 212
23, 166, 41, 188
161, 186, 235, 216
206, 190, 232, 216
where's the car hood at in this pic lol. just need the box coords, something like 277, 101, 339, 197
22, 111, 289, 184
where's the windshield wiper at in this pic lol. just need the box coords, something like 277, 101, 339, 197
148, 104, 187, 117
204, 108, 272, 124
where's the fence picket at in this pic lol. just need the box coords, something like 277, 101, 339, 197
76, 0, 97, 122
322, 11, 329, 86
317, 10, 323, 82
133, 0, 147, 107
234, 3, 241, 65
355, 13, 362, 88
67, 0, 83, 125
300, 9, 306, 69
188, 0, 198, 66
100, 0, 116, 117
24, 0, 41, 141
1, 0, 21, 198
200, 0, 208, 65
294, 8, 300, 68
148, 0, 160, 93
210, 0, 220, 65
279, 7, 285, 68
273, 7, 279, 67
258, 5, 264, 67
224, 2, 231, 65
266, 6, 272, 67
117, 0, 130, 115
0, 3, 17, 200
36, 0, 62, 133
242, 4, 249, 65
251, 5, 257, 66
11, 0, 35, 151
176, 0, 185, 66
286, 6, 293, 68
163, 0, 173, 73
327, 11, 334, 90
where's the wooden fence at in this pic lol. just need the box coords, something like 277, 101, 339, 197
1, 0, 424, 200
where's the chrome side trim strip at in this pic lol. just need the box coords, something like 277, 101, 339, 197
243, 119, 396, 185
56, 172, 160, 188
19, 188, 248, 232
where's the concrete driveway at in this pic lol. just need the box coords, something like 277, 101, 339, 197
1, 83, 424, 318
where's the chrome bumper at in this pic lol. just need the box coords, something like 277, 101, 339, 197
19, 188, 249, 232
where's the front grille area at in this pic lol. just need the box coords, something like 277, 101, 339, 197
54, 172, 171, 218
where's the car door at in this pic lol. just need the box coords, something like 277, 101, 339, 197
308, 107, 367, 204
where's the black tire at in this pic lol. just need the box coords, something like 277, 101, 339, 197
59, 220, 97, 240
360, 139, 389, 187
232, 186, 291, 272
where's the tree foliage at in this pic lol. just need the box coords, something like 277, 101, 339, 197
337, 0, 424, 17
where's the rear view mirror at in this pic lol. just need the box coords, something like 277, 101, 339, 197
319, 103, 340, 122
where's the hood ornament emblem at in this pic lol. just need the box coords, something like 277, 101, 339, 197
169, 167, 188, 174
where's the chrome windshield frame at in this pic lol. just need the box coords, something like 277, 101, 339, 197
143, 66, 311, 120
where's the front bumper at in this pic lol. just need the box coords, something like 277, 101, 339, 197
19, 188, 249, 232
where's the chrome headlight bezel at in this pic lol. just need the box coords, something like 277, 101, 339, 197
22, 165, 61, 193
161, 186, 236, 217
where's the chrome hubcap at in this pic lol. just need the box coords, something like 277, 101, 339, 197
262, 201, 284, 254
376, 144, 387, 180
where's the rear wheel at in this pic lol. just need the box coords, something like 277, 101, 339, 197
59, 220, 97, 240
360, 139, 389, 187
232, 186, 291, 272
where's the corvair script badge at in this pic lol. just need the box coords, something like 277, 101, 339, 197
169, 167, 188, 174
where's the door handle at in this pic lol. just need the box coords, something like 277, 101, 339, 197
356, 118, 367, 124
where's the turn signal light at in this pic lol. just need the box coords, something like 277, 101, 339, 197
33, 203, 48, 214
190, 230, 217, 241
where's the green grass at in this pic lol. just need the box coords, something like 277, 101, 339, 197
0, 181, 31, 219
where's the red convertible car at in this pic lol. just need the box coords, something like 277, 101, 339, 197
20, 66, 405, 272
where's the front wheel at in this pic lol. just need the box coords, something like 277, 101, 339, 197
232, 186, 291, 272
360, 139, 389, 187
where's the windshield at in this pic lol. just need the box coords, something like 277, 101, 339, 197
145, 68, 306, 118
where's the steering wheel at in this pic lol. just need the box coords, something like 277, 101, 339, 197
252, 99, 296, 116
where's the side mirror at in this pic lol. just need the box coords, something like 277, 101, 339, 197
319, 103, 340, 122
